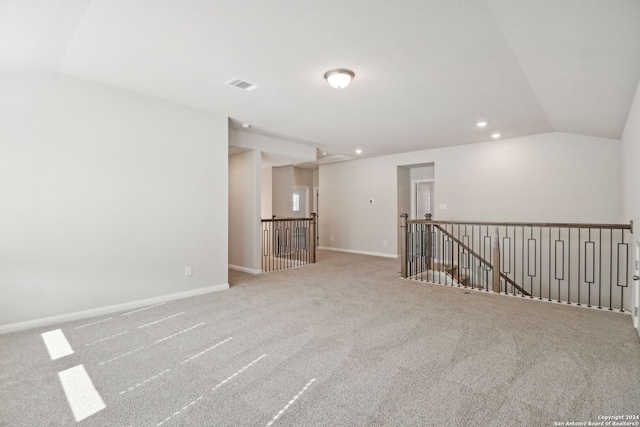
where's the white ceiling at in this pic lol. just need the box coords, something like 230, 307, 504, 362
2, 0, 640, 159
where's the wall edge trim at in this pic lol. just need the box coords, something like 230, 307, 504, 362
0, 283, 229, 334
228, 264, 262, 275
318, 246, 398, 259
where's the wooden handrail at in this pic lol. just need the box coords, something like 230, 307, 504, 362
261, 216, 315, 223
434, 224, 530, 296
408, 219, 632, 231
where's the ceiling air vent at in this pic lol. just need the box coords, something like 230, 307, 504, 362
225, 78, 260, 91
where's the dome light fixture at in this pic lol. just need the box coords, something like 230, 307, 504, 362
324, 68, 355, 89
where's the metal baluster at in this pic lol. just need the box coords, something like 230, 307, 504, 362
471, 225, 475, 289
598, 228, 602, 309
520, 227, 533, 298
456, 224, 461, 287
557, 228, 562, 303
567, 228, 571, 304
511, 226, 516, 296
620, 229, 626, 312
548, 227, 552, 301
539, 227, 542, 300
609, 229, 613, 311
577, 228, 581, 306
588, 229, 592, 308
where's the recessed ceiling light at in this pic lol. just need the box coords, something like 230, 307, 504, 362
355, 148, 363, 154
321, 151, 328, 156
324, 68, 355, 89
476, 121, 488, 127
491, 133, 501, 139
241, 122, 250, 129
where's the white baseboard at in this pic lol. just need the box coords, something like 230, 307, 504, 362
228, 264, 262, 275
0, 283, 229, 334
318, 246, 398, 259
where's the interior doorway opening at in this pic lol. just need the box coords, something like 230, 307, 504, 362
292, 186, 309, 218
396, 162, 435, 255
411, 180, 435, 220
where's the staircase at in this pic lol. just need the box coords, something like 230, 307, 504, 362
400, 215, 633, 311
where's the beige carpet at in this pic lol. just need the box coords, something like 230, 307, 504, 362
1, 250, 639, 426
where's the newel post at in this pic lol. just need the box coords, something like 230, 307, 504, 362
492, 226, 501, 293
400, 213, 409, 278
310, 213, 317, 263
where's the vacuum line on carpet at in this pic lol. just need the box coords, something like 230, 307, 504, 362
118, 338, 233, 395
265, 378, 316, 427
99, 346, 146, 366
84, 330, 128, 347
74, 317, 113, 329
156, 354, 267, 427
156, 396, 203, 427
154, 323, 204, 344
121, 302, 167, 316
119, 368, 171, 395
211, 354, 266, 392
180, 337, 233, 365
136, 312, 185, 329
98, 324, 207, 367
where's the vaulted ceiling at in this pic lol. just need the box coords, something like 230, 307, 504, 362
2, 0, 640, 158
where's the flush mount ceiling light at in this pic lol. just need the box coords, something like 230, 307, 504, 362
324, 68, 355, 89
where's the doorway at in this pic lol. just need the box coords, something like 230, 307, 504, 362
313, 187, 319, 246
411, 180, 435, 220
292, 186, 309, 218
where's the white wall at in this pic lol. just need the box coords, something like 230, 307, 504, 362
294, 167, 313, 217
0, 73, 229, 330
294, 167, 314, 189
409, 164, 435, 181
229, 129, 317, 220
319, 132, 623, 258
621, 79, 640, 332
272, 165, 294, 217
397, 166, 411, 254
229, 150, 261, 274
229, 130, 316, 163
261, 161, 273, 219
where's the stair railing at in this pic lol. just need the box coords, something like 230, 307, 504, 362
261, 213, 317, 272
400, 214, 633, 312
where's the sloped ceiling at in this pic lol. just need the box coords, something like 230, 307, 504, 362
2, 0, 639, 158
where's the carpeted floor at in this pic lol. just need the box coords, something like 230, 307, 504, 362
1, 250, 639, 426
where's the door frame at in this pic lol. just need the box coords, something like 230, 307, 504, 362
634, 241, 640, 329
